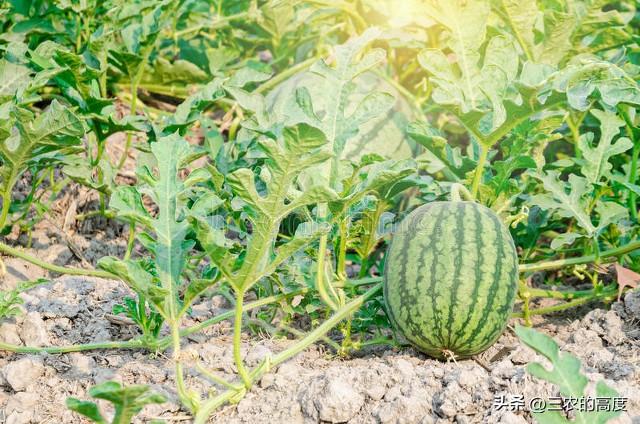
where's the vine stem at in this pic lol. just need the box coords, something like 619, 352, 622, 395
470, 145, 489, 199
171, 321, 198, 412
124, 222, 136, 260
620, 107, 639, 221
172, 10, 250, 38
450, 183, 474, 202
316, 217, 339, 310
511, 285, 617, 318
193, 283, 382, 424
0, 289, 309, 354
255, 56, 318, 94
0, 241, 117, 279
233, 289, 252, 388
117, 47, 152, 170
0, 339, 145, 354
518, 239, 640, 273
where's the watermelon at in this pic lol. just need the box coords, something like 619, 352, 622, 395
383, 201, 518, 359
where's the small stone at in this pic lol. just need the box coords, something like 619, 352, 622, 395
624, 289, 640, 318
384, 385, 402, 402
394, 358, 414, 379
105, 355, 124, 367
259, 373, 275, 389
491, 360, 517, 380
364, 384, 386, 401
41, 244, 73, 267
455, 415, 471, 424
20, 312, 49, 346
5, 391, 39, 411
3, 357, 45, 391
275, 363, 303, 389
457, 367, 486, 389
69, 353, 96, 375
6, 411, 32, 424
0, 323, 23, 346
246, 344, 272, 367
434, 383, 473, 418
581, 310, 626, 346
190, 302, 212, 320
211, 295, 230, 309
315, 376, 365, 423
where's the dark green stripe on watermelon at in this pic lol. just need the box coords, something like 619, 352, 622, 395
383, 201, 518, 359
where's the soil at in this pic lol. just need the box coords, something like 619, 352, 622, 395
0, 148, 639, 423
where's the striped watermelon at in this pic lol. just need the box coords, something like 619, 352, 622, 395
384, 201, 518, 359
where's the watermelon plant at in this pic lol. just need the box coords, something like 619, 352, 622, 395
0, 0, 638, 422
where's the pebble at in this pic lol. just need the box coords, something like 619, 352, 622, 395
20, 312, 49, 346
315, 376, 364, 423
3, 357, 45, 391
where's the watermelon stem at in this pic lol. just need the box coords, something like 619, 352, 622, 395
517, 280, 533, 326
470, 145, 489, 199
450, 183, 474, 202
518, 238, 640, 273
512, 284, 617, 318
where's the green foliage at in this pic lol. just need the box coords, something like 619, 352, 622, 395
112, 295, 163, 341
515, 325, 622, 424
66, 381, 166, 424
0, 279, 48, 321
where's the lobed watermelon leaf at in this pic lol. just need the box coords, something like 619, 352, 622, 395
515, 325, 622, 424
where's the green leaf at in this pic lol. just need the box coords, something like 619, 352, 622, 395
63, 157, 116, 196
530, 171, 596, 236
0, 60, 31, 101
595, 201, 627, 233
182, 278, 219, 313
226, 168, 264, 213
190, 215, 233, 280
407, 121, 473, 179
148, 134, 194, 320
141, 57, 209, 85
552, 56, 640, 110
89, 381, 166, 424
66, 398, 107, 424
537, 9, 575, 66
532, 409, 570, 424
171, 79, 225, 127
228, 68, 272, 88
493, 0, 537, 61
110, 186, 154, 228
189, 192, 224, 216
97, 257, 168, 312
283, 186, 339, 217
256, 221, 332, 282
578, 109, 633, 185
515, 325, 622, 424
302, 28, 395, 185
0, 100, 84, 225
423, 0, 490, 111
515, 325, 586, 398
550, 232, 584, 250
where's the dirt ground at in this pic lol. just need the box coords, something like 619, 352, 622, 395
0, 256, 639, 424
0, 154, 638, 424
